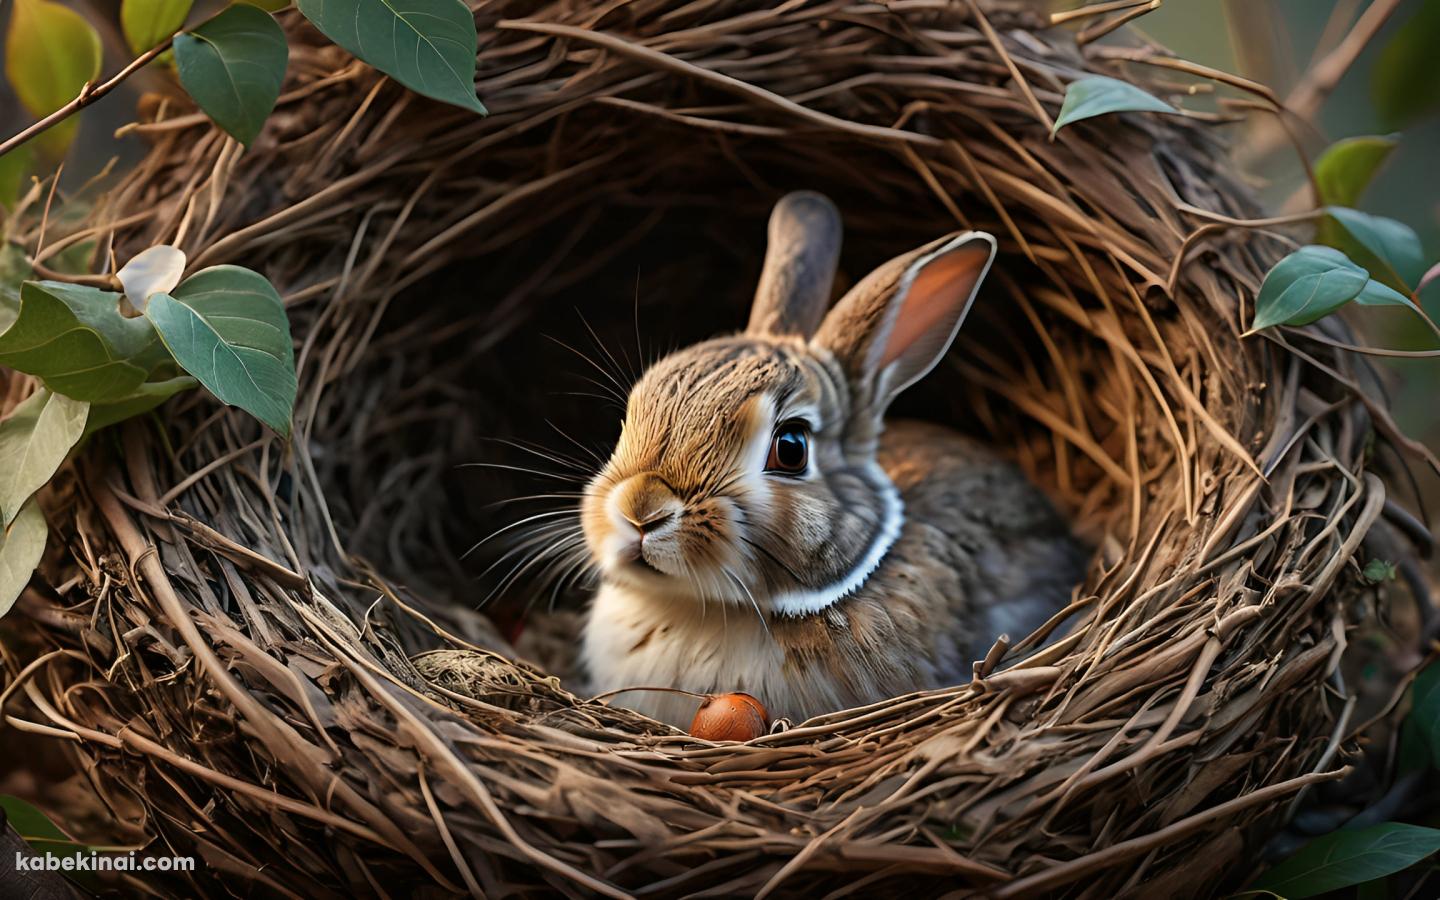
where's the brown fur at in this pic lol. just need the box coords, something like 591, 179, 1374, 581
578, 193, 1087, 725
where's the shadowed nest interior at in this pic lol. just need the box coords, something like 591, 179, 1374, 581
2, 0, 1434, 896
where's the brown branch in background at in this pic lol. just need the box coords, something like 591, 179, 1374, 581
1223, 0, 1298, 97
0, 40, 173, 160
1237, 0, 1406, 165
1311, 0, 1365, 64
1284, 0, 1405, 126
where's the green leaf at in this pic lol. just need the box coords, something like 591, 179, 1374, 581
144, 265, 296, 435
1251, 246, 1368, 332
83, 375, 197, 437
296, 0, 486, 114
1361, 559, 1397, 584
0, 388, 88, 527
1354, 278, 1419, 312
0, 243, 29, 319
1315, 136, 1399, 209
0, 794, 73, 849
0, 499, 46, 619
0, 794, 105, 891
1415, 661, 1440, 770
174, 3, 288, 146
1398, 718, 1429, 774
3, 0, 103, 159
0, 145, 35, 210
1356, 877, 1390, 900
1372, 0, 1440, 129
1051, 75, 1178, 135
1251, 823, 1440, 898
1325, 207, 1425, 291
0, 280, 169, 401
120, 0, 192, 54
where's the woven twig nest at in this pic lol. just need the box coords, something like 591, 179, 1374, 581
2, 0, 1430, 896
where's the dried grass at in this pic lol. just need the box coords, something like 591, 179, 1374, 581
1, 0, 1434, 896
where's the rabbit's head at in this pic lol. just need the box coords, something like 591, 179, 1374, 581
582, 192, 995, 615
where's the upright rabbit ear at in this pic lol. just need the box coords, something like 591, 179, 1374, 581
813, 232, 995, 412
746, 192, 843, 338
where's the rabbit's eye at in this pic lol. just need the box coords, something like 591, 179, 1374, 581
766, 422, 809, 475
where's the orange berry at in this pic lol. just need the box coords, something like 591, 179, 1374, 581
689, 692, 770, 741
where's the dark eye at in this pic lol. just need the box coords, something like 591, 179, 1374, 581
765, 422, 809, 474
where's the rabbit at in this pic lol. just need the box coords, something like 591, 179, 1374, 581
579, 191, 1087, 727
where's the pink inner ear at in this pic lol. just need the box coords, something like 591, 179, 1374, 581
880, 245, 990, 370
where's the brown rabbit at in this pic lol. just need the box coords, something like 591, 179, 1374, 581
580, 192, 1087, 726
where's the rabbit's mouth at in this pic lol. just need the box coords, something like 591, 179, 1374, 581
627, 550, 666, 577
600, 530, 680, 582
595, 527, 757, 605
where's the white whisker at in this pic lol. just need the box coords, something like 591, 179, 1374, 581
723, 566, 770, 637
462, 509, 581, 559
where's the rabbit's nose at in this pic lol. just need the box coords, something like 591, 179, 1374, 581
611, 474, 683, 536
625, 509, 676, 534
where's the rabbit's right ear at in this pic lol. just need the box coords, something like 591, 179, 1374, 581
813, 232, 996, 416
746, 192, 843, 338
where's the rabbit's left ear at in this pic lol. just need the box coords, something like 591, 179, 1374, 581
746, 192, 843, 338
813, 232, 995, 410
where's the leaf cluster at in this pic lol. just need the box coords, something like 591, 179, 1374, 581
1, 0, 486, 193
0, 247, 295, 617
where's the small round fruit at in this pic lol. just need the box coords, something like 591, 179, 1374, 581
689, 692, 770, 741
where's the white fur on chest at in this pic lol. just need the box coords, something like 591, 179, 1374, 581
582, 584, 848, 727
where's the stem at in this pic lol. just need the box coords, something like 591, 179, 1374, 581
0, 39, 173, 160
587, 685, 711, 704
1288, 329, 1440, 358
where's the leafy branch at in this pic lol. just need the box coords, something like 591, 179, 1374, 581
1, 0, 486, 172
1048, 6, 1440, 349
0, 0, 495, 616
1, 243, 296, 616
0, 38, 173, 160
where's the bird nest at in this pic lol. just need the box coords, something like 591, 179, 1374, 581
1, 0, 1432, 896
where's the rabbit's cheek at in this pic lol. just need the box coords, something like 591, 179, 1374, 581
676, 499, 741, 568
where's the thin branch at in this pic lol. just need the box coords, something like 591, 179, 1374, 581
1077, 3, 1161, 47
1050, 0, 1154, 27
1238, 0, 1406, 164
1285, 0, 1405, 125
0, 39, 173, 160
1285, 327, 1440, 359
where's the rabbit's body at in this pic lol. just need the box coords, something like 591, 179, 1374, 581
584, 420, 1084, 725
575, 192, 1086, 728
